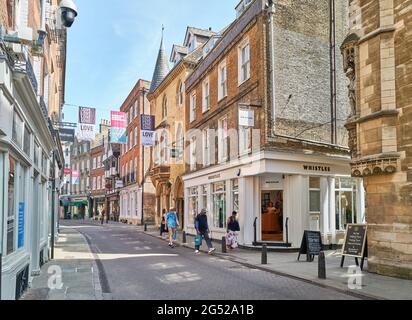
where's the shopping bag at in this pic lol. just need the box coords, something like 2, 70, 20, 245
195, 235, 203, 247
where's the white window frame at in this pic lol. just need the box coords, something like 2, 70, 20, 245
202, 78, 210, 113
218, 60, 227, 101
238, 39, 250, 86
218, 117, 228, 163
177, 81, 184, 107
202, 129, 210, 167
239, 126, 252, 155
190, 137, 197, 171
190, 92, 196, 123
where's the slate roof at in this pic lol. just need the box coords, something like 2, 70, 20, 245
150, 35, 170, 93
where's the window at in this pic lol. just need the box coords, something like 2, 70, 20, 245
190, 92, 196, 123
239, 126, 252, 155
176, 124, 184, 161
93, 158, 96, 169
238, 41, 250, 85
201, 185, 208, 212
309, 177, 321, 213
213, 182, 227, 229
202, 129, 210, 167
160, 130, 169, 165
12, 110, 23, 148
218, 117, 228, 163
23, 126, 31, 156
97, 176, 101, 190
335, 178, 358, 231
162, 95, 168, 119
232, 179, 239, 214
218, 61, 227, 100
134, 101, 138, 119
134, 128, 138, 147
188, 187, 199, 225
202, 79, 210, 113
177, 81, 183, 107
190, 137, 197, 171
7, 157, 16, 255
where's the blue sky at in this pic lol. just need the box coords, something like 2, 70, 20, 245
63, 0, 238, 128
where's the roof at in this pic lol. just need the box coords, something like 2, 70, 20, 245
150, 35, 170, 93
183, 27, 218, 47
170, 44, 189, 63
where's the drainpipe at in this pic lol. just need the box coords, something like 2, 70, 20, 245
268, 0, 277, 134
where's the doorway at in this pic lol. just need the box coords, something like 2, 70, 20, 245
261, 191, 284, 242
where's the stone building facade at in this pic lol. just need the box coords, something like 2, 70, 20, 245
119, 79, 156, 225
148, 28, 213, 228
183, 0, 364, 248
342, 0, 412, 279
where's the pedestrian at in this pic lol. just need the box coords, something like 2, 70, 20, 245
226, 211, 240, 251
195, 209, 216, 255
160, 210, 168, 239
166, 208, 179, 248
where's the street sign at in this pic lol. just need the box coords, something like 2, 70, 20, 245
59, 128, 75, 142
239, 109, 255, 127
341, 224, 368, 270
297, 231, 323, 262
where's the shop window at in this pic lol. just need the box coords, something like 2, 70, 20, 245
23, 126, 31, 156
188, 187, 199, 226
7, 157, 16, 255
213, 182, 227, 229
232, 180, 239, 214
309, 177, 321, 213
201, 185, 208, 212
335, 178, 357, 231
12, 110, 23, 148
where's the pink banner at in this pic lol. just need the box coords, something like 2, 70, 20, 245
111, 112, 127, 128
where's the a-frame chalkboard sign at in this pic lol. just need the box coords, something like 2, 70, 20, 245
340, 224, 368, 271
297, 231, 323, 262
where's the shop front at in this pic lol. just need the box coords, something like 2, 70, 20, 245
106, 193, 120, 222
183, 151, 365, 248
68, 198, 88, 219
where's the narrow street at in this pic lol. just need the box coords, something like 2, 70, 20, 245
61, 221, 358, 300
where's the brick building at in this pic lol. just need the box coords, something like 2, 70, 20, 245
342, 0, 412, 279
148, 28, 214, 227
119, 79, 155, 225
90, 141, 106, 219
182, 0, 365, 248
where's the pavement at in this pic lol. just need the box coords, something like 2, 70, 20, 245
21, 220, 412, 300
21, 227, 104, 300
143, 226, 412, 300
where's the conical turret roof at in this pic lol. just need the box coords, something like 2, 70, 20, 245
150, 28, 170, 93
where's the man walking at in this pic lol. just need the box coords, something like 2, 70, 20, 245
166, 208, 179, 248
195, 209, 216, 255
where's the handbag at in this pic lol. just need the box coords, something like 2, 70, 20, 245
195, 235, 203, 247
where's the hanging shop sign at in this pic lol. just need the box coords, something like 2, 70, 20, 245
59, 128, 75, 142
340, 224, 368, 271
110, 111, 127, 144
115, 180, 124, 189
72, 170, 80, 186
79, 107, 96, 125
141, 115, 156, 146
239, 109, 255, 127
297, 230, 323, 262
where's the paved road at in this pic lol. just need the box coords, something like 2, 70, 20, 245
62, 221, 359, 300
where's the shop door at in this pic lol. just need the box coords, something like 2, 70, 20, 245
261, 191, 284, 242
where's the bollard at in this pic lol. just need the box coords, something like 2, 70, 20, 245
183, 231, 187, 244
144, 224, 148, 232
261, 244, 268, 265
222, 237, 227, 253
318, 251, 326, 279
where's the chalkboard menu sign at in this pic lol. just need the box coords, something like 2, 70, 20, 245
298, 231, 323, 262
341, 224, 368, 270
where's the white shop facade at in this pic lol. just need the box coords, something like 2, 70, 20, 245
183, 150, 366, 248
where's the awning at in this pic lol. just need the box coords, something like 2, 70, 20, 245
70, 201, 88, 207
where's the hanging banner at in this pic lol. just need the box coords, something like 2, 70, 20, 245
64, 168, 72, 184
72, 170, 80, 186
79, 107, 96, 125
141, 115, 156, 146
110, 111, 127, 144
78, 124, 95, 141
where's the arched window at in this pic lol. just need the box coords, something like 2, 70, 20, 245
162, 95, 168, 119
160, 130, 169, 165
177, 81, 183, 107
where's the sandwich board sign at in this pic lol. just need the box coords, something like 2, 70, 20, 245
340, 224, 368, 271
297, 231, 323, 262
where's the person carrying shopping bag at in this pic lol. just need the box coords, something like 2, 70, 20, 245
194, 209, 216, 255
226, 211, 240, 251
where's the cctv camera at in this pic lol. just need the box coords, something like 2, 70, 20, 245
59, 0, 78, 28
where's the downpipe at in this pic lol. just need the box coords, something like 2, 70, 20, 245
268, 0, 277, 134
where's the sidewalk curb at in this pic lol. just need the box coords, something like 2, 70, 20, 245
142, 230, 383, 301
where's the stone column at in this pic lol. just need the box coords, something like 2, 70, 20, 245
328, 177, 337, 244
320, 177, 330, 244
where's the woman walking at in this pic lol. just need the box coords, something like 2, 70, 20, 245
226, 211, 240, 251
166, 208, 179, 248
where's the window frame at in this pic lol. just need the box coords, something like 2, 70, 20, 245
218, 60, 227, 101
202, 78, 210, 113
190, 92, 196, 123
238, 39, 250, 86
